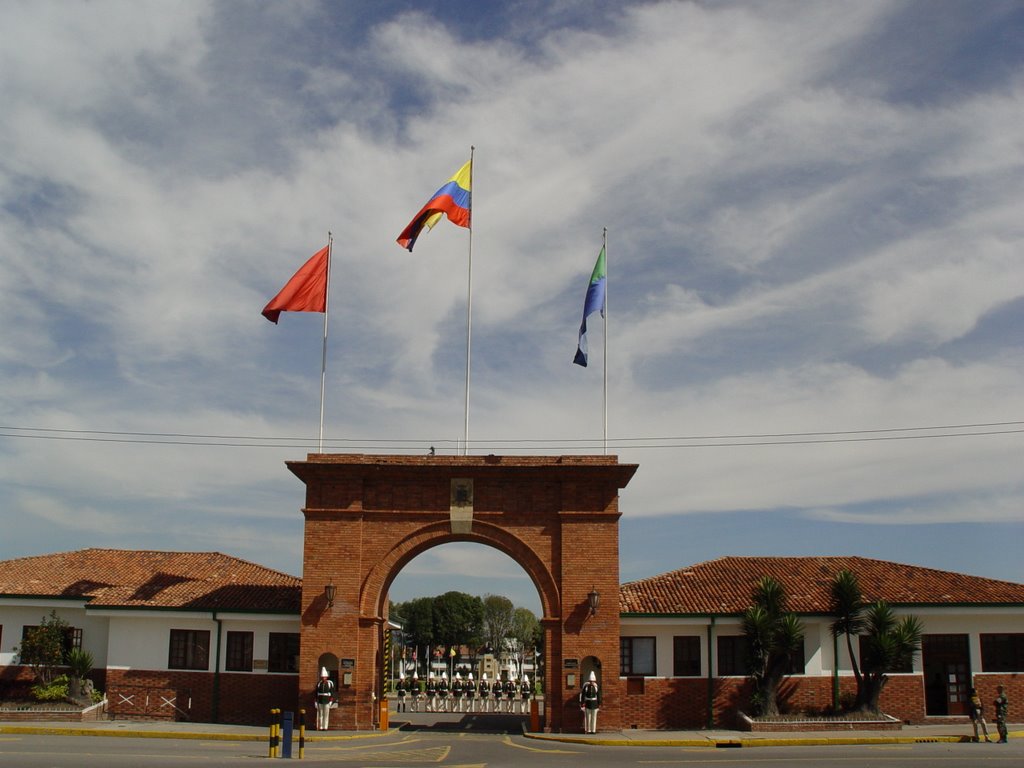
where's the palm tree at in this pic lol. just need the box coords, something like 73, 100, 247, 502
829, 569, 923, 713
742, 576, 803, 716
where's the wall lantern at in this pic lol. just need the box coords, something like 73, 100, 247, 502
588, 587, 600, 617
324, 580, 336, 608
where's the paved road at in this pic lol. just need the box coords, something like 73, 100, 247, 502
1, 730, 1021, 767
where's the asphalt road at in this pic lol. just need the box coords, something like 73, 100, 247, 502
0, 731, 1021, 768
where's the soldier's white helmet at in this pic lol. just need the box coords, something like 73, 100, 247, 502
468, 673, 474, 681
321, 667, 329, 678
588, 671, 597, 682
523, 675, 530, 684
482, 673, 488, 681
455, 672, 461, 680
399, 673, 405, 680
442, 672, 448, 680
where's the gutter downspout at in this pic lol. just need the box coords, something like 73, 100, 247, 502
212, 612, 223, 722
706, 617, 715, 730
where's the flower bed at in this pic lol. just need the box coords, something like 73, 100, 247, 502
738, 711, 902, 732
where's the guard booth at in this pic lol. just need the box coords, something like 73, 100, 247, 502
289, 454, 637, 732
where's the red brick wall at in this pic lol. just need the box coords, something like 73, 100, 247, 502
291, 454, 637, 733
105, 668, 297, 725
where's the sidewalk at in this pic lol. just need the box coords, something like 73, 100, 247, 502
0, 718, 1018, 747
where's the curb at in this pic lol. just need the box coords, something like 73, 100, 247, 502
521, 731, 1015, 748
0, 724, 401, 743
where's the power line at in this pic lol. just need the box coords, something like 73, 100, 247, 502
0, 422, 1021, 451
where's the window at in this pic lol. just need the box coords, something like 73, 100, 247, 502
169, 629, 210, 670
268, 633, 300, 673
226, 631, 254, 672
981, 634, 1024, 672
673, 636, 701, 676
620, 636, 656, 676
786, 637, 806, 675
717, 636, 748, 676
858, 635, 911, 673
21, 625, 82, 656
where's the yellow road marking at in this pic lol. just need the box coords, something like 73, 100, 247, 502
502, 734, 579, 753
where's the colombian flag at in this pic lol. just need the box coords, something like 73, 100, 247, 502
396, 159, 472, 251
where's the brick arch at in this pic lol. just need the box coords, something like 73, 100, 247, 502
360, 519, 561, 620
288, 454, 637, 733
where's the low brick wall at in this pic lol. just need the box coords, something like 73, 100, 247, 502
0, 700, 107, 722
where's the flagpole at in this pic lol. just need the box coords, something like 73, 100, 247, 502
463, 146, 475, 456
602, 227, 608, 455
319, 232, 333, 454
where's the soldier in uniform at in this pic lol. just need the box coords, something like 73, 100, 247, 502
579, 671, 600, 733
437, 672, 449, 712
491, 675, 503, 712
519, 674, 532, 713
425, 674, 437, 713
504, 675, 517, 713
994, 684, 1009, 743
395, 674, 407, 713
479, 673, 490, 712
315, 667, 335, 730
452, 672, 464, 712
465, 672, 476, 712
410, 675, 421, 712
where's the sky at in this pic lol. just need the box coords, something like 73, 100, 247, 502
1, 1, 1022, 617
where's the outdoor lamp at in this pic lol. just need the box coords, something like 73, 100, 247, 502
324, 580, 336, 608
588, 587, 600, 617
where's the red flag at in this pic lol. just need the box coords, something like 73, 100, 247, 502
261, 245, 329, 323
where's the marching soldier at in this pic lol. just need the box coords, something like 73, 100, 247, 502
491, 675, 503, 713
465, 672, 476, 712
519, 674, 532, 713
437, 672, 449, 712
579, 671, 600, 733
425, 674, 437, 713
479, 673, 490, 712
410, 675, 421, 712
315, 667, 335, 730
452, 672, 464, 712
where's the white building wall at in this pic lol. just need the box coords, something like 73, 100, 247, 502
0, 600, 110, 668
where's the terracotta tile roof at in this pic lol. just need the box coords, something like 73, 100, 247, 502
619, 556, 1024, 615
0, 549, 301, 613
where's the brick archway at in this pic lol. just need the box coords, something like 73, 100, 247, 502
288, 454, 637, 732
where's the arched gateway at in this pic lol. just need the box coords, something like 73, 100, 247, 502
289, 454, 637, 732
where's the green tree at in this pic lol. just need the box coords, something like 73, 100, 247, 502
741, 576, 803, 717
481, 594, 516, 655
15, 611, 71, 685
395, 596, 435, 671
432, 591, 483, 654
509, 607, 540, 678
829, 569, 922, 713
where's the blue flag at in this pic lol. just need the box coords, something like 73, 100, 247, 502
573, 246, 606, 367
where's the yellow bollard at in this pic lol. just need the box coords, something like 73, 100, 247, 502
298, 708, 306, 759
269, 707, 279, 758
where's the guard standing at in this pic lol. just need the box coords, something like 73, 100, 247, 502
519, 674, 532, 713
315, 667, 335, 730
491, 675, 503, 713
395, 674, 407, 713
580, 671, 600, 733
479, 673, 490, 712
437, 672, 449, 712
452, 672, 464, 712
465, 673, 476, 712
504, 675, 517, 713
425, 674, 437, 713
410, 675, 421, 712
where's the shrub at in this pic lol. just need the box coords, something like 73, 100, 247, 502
31, 674, 70, 702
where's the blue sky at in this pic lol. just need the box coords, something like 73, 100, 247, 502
2, 1, 1022, 616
